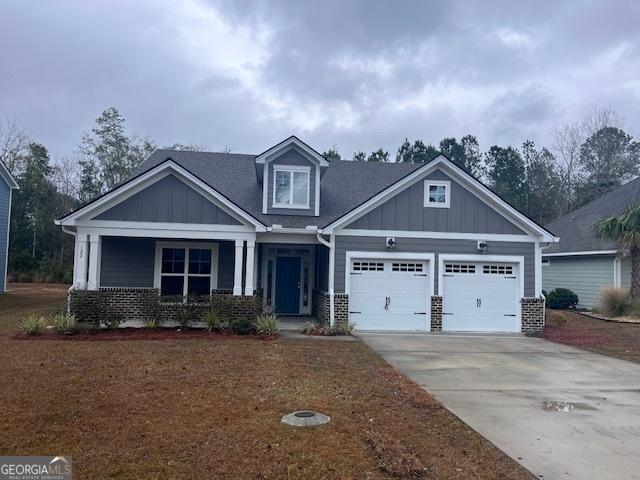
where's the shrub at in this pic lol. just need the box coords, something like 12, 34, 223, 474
173, 302, 197, 329
142, 293, 162, 328
51, 312, 78, 335
547, 288, 579, 309
598, 287, 631, 317
335, 321, 356, 335
254, 313, 279, 336
229, 317, 253, 335
20, 314, 46, 336
299, 321, 317, 335
319, 322, 334, 336
202, 309, 227, 332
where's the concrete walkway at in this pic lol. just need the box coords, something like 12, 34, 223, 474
357, 333, 640, 480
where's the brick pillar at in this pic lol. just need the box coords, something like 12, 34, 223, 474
430, 296, 443, 332
521, 297, 545, 334
333, 293, 349, 327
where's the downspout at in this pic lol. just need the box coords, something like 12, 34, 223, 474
316, 231, 335, 326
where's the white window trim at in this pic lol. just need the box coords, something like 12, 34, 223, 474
153, 241, 219, 297
424, 180, 450, 208
272, 165, 311, 209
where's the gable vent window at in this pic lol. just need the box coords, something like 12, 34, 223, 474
445, 263, 476, 274
392, 262, 423, 272
424, 180, 451, 208
273, 166, 310, 208
483, 265, 513, 275
353, 261, 384, 272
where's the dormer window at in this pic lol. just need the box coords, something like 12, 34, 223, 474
273, 165, 310, 209
424, 180, 450, 208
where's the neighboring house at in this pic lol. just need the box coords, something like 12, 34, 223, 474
56, 136, 556, 333
0, 160, 18, 293
542, 178, 640, 308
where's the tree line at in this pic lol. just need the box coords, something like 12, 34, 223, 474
1, 107, 638, 283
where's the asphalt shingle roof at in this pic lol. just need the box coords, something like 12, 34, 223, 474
135, 149, 422, 228
544, 177, 640, 254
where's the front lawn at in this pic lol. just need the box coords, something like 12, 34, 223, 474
0, 282, 69, 332
544, 309, 640, 364
0, 334, 531, 479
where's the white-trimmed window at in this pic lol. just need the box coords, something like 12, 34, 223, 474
424, 180, 450, 208
273, 165, 310, 209
154, 242, 219, 297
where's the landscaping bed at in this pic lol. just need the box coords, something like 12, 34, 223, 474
544, 309, 640, 364
0, 335, 532, 479
0, 283, 68, 332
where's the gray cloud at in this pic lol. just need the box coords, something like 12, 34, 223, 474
1, 0, 639, 160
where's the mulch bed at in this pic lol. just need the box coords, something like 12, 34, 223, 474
14, 328, 277, 342
0, 335, 532, 480
544, 309, 640, 363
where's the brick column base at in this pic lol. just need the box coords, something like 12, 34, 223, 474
430, 296, 443, 332
333, 293, 349, 327
521, 297, 545, 334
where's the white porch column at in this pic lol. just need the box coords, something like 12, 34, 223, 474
73, 233, 89, 289
328, 234, 335, 326
87, 234, 102, 290
233, 240, 244, 296
245, 240, 256, 296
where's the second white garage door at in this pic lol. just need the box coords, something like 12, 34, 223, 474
349, 259, 430, 331
441, 261, 520, 332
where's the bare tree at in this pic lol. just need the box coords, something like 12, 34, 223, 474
0, 118, 30, 174
552, 106, 627, 215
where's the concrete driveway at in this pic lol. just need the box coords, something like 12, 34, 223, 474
358, 333, 640, 480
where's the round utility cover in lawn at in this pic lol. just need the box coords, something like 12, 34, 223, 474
281, 410, 330, 427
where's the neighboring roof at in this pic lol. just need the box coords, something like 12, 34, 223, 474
544, 177, 640, 254
130, 149, 420, 228
0, 160, 18, 189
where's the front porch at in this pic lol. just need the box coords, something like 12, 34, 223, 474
68, 229, 331, 323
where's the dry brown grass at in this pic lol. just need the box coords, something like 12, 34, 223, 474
0, 283, 69, 332
0, 284, 532, 479
544, 309, 640, 363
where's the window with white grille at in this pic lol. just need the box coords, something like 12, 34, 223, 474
483, 264, 513, 275
445, 263, 476, 274
352, 261, 384, 272
392, 262, 424, 272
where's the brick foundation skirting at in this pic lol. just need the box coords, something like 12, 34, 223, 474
430, 296, 443, 331
69, 288, 263, 326
521, 297, 545, 334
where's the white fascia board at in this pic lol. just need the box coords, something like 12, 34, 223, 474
268, 225, 318, 234
59, 160, 267, 231
257, 233, 319, 244
336, 229, 536, 243
324, 156, 557, 242
543, 249, 617, 257
0, 161, 18, 189
255, 137, 329, 167
77, 224, 258, 241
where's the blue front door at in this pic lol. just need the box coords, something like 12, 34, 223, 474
275, 257, 301, 314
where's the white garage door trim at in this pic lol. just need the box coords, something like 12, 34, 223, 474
345, 251, 435, 331
438, 254, 524, 332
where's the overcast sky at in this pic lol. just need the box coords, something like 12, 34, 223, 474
1, 0, 639, 160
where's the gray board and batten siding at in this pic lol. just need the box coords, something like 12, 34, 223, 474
94, 174, 241, 225
0, 179, 10, 292
345, 170, 526, 235
99, 237, 236, 290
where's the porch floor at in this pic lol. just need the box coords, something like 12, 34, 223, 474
278, 316, 317, 331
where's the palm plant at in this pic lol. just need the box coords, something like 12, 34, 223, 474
593, 203, 640, 298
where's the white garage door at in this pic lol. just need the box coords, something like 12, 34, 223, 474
349, 259, 430, 331
442, 262, 519, 332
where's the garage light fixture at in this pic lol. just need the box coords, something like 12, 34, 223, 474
386, 237, 396, 249
477, 240, 489, 252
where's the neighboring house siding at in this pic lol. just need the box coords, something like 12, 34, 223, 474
542, 256, 615, 308
345, 169, 525, 234
94, 174, 241, 225
0, 179, 10, 292
99, 237, 235, 289
266, 149, 316, 216
334, 236, 535, 295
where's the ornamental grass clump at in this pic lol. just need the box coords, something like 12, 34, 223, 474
51, 312, 78, 335
20, 314, 46, 336
253, 313, 279, 336
599, 287, 631, 317
202, 309, 227, 332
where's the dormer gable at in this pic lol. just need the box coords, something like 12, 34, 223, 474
255, 136, 329, 217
